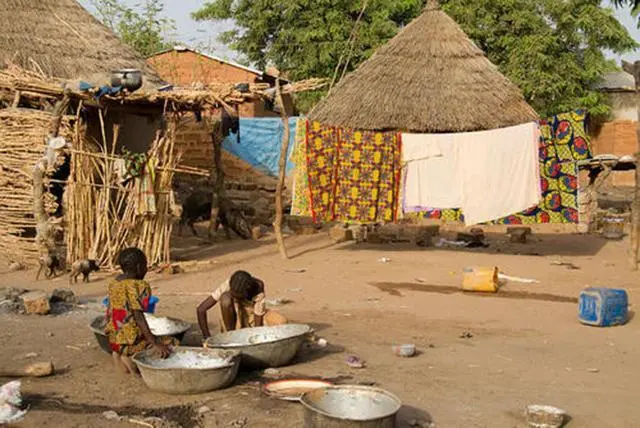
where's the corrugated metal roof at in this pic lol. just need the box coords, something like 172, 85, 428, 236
596, 71, 636, 91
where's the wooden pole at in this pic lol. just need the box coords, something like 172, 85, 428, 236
273, 77, 290, 260
623, 61, 640, 270
208, 119, 225, 240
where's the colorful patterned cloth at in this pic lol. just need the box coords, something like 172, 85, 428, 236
290, 119, 312, 217
306, 121, 402, 223
420, 110, 590, 225
105, 278, 176, 356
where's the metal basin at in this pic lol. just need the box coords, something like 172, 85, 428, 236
301, 386, 402, 428
133, 347, 241, 394
206, 324, 312, 368
90, 314, 191, 354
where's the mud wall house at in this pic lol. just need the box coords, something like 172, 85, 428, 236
0, 0, 181, 267
148, 47, 298, 224
591, 71, 639, 187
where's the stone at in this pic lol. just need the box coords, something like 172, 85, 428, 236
329, 225, 353, 243
102, 411, 123, 421
51, 288, 77, 305
415, 234, 433, 248
366, 232, 388, 244
507, 226, 532, 243
21, 291, 50, 315
296, 225, 319, 235
9, 262, 24, 272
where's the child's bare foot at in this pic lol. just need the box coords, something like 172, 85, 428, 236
112, 351, 129, 374
121, 355, 138, 374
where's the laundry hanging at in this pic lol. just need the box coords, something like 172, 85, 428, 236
455, 122, 541, 225
222, 117, 298, 177
290, 118, 312, 217
306, 121, 402, 223
402, 133, 461, 212
418, 110, 590, 224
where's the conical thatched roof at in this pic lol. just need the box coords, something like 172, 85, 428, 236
0, 0, 163, 88
308, 2, 538, 133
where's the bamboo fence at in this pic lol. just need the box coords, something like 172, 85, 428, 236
0, 108, 71, 265
64, 109, 179, 269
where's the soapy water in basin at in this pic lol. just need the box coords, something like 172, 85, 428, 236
143, 314, 187, 336
248, 333, 281, 344
145, 351, 231, 369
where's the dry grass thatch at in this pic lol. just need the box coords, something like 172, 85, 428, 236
0, 0, 163, 89
308, 2, 539, 133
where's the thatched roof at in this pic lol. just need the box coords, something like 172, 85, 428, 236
308, 1, 539, 133
0, 0, 163, 89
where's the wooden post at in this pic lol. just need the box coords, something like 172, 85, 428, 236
273, 77, 290, 259
623, 61, 640, 270
34, 92, 70, 257
208, 119, 225, 240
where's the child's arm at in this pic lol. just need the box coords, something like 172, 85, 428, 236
197, 296, 217, 339
132, 310, 170, 358
254, 315, 264, 327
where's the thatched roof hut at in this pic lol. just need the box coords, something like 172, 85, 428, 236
308, 1, 539, 133
0, 0, 162, 88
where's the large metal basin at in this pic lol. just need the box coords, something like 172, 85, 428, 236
132, 347, 241, 394
90, 314, 191, 354
206, 324, 312, 368
301, 386, 402, 428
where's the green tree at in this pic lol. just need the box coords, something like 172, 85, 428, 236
91, 0, 175, 57
194, 0, 636, 116
441, 0, 637, 117
192, 0, 425, 112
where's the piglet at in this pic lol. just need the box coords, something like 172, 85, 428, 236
36, 254, 62, 280
69, 260, 99, 284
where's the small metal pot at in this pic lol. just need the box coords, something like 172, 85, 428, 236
301, 385, 401, 428
111, 69, 143, 92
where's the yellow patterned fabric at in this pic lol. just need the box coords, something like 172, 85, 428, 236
290, 118, 312, 217
306, 121, 402, 223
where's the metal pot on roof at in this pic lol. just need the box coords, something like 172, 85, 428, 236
111, 69, 143, 92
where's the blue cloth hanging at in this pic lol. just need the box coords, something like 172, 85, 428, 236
222, 117, 298, 176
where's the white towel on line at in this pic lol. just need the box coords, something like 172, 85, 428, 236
402, 133, 462, 211
401, 122, 541, 225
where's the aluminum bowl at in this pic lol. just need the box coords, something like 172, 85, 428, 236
133, 347, 241, 394
301, 385, 402, 428
89, 314, 191, 354
205, 324, 312, 368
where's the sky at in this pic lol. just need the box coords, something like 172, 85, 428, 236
80, 0, 640, 64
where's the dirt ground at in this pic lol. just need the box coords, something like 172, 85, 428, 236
1, 229, 639, 427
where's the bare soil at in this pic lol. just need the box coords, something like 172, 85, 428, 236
1, 230, 639, 427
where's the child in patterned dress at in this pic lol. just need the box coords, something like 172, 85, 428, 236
105, 247, 175, 374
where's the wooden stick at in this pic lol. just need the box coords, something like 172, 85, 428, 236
208, 121, 224, 239
273, 77, 290, 260
0, 361, 54, 378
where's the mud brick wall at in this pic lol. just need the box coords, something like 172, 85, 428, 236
592, 119, 638, 187
174, 116, 291, 225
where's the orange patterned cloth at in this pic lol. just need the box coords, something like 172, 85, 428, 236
306, 121, 402, 223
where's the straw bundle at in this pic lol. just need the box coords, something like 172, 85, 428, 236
308, 3, 538, 132
64, 110, 178, 268
0, 108, 71, 265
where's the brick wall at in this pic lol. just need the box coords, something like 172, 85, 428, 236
148, 50, 296, 117
592, 119, 638, 187
174, 116, 290, 225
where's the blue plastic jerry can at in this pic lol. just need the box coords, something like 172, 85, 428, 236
579, 288, 628, 327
